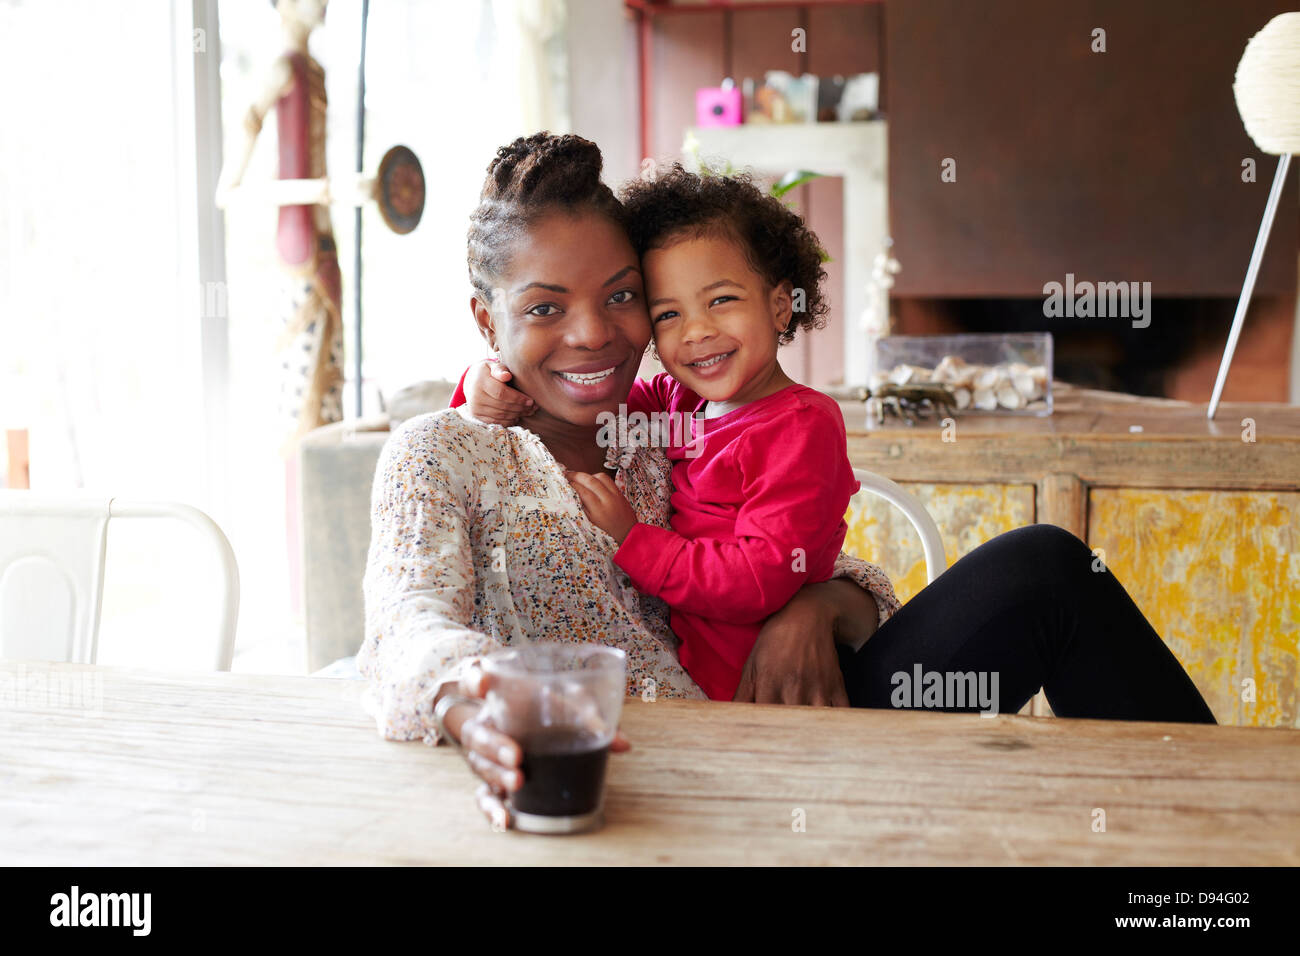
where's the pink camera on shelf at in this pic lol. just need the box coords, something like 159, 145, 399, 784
696, 84, 743, 127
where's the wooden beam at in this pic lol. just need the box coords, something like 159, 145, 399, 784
5, 430, 28, 490
1038, 472, 1087, 538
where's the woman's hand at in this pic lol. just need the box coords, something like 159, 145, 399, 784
732, 579, 878, 707
464, 359, 536, 426
442, 661, 631, 831
565, 470, 637, 544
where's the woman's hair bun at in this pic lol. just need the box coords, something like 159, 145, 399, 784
483, 132, 605, 205
468, 132, 626, 297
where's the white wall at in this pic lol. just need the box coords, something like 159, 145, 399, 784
565, 0, 640, 184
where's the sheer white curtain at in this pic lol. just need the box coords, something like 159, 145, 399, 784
0, 1, 205, 496
358, 0, 571, 397
0, 0, 571, 674
213, 0, 572, 670
0, 0, 226, 670
220, 0, 572, 412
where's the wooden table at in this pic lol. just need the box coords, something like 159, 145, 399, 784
3, 662, 1298, 865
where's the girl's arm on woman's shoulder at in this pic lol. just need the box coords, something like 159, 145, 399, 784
450, 359, 536, 425
358, 417, 506, 745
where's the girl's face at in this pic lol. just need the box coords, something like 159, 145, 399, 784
471, 210, 650, 429
643, 232, 792, 409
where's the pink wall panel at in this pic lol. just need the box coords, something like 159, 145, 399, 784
779, 185, 813, 385
729, 8, 802, 80
806, 3, 881, 98
651, 12, 725, 165
806, 175, 847, 386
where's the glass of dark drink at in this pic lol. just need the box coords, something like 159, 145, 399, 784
481, 643, 627, 834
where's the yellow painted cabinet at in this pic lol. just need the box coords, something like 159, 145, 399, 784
844, 481, 1043, 716
843, 483, 1299, 728
845, 481, 1035, 604
1089, 489, 1300, 729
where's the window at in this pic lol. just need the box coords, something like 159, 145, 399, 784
0, 0, 571, 673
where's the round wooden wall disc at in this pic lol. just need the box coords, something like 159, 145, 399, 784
376, 145, 425, 234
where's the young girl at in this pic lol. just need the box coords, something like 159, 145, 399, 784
458, 165, 872, 701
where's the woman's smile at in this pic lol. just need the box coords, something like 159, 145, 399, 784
552, 355, 633, 402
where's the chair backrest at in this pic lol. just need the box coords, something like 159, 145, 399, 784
851, 469, 948, 584
0, 492, 110, 663
0, 492, 239, 670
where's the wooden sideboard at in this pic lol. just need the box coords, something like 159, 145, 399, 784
299, 383, 1297, 728
834, 384, 1300, 729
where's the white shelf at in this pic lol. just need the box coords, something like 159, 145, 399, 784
683, 121, 889, 384
685, 121, 886, 176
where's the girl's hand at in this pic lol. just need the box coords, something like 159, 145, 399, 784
464, 359, 536, 426
449, 660, 631, 831
565, 470, 637, 544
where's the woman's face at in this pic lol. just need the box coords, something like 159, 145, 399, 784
473, 210, 650, 429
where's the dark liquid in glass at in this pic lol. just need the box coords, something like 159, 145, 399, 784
512, 728, 611, 817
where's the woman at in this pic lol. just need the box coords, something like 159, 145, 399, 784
359, 133, 893, 828
360, 132, 1214, 830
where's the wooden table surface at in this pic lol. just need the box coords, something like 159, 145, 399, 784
3, 662, 1298, 866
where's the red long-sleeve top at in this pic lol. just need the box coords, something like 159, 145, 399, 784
449, 368, 861, 701
617, 374, 859, 701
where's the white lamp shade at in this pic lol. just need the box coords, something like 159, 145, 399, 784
1234, 12, 1300, 155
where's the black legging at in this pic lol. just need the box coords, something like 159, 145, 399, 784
836, 524, 1217, 723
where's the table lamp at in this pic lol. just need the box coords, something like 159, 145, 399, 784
1208, 12, 1300, 419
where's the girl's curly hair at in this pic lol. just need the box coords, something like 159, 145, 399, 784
619, 164, 829, 344
467, 132, 629, 299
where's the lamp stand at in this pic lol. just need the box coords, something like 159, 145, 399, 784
1207, 153, 1292, 419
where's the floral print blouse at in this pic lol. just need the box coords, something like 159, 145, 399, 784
358, 406, 901, 746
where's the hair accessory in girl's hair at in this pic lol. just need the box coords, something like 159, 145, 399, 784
603, 442, 634, 474
600, 406, 656, 473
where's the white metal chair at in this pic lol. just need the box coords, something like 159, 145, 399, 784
852, 469, 947, 585
0, 491, 239, 670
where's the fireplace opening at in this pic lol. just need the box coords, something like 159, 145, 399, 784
891, 296, 1295, 402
